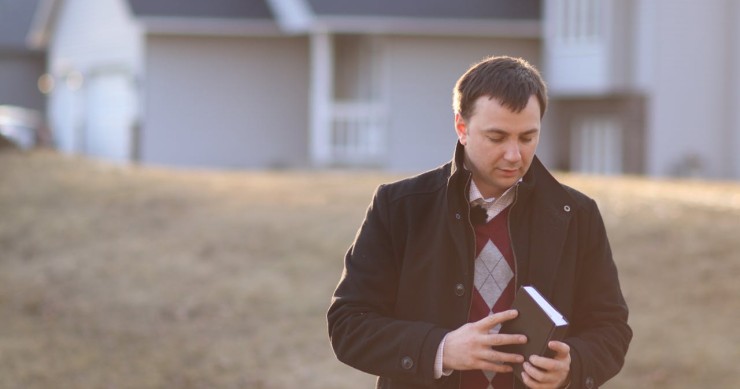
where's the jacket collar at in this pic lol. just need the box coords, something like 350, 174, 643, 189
447, 141, 472, 210
448, 140, 573, 210
450, 141, 466, 178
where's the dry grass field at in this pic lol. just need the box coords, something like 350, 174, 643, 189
1, 149, 739, 388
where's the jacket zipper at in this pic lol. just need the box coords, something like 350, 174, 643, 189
508, 184, 520, 291
458, 175, 476, 389
464, 175, 476, 321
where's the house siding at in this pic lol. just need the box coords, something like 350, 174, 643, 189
383, 35, 542, 171
646, 0, 732, 178
141, 35, 310, 169
48, 0, 142, 74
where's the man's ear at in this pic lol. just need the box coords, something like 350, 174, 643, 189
454, 113, 468, 145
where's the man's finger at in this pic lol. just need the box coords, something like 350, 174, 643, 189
521, 370, 550, 389
474, 310, 518, 329
548, 340, 570, 357
529, 354, 557, 371
522, 361, 548, 383
481, 348, 525, 365
476, 361, 514, 374
482, 333, 527, 347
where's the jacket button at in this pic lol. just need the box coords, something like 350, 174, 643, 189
585, 376, 594, 389
454, 283, 465, 296
401, 356, 414, 370
455, 212, 462, 220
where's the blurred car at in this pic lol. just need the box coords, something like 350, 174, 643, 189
0, 105, 46, 150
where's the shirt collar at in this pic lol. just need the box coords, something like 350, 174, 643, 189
467, 178, 520, 223
468, 178, 520, 204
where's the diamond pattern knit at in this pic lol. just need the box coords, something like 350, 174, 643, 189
460, 206, 516, 389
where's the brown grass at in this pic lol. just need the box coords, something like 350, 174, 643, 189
0, 149, 738, 388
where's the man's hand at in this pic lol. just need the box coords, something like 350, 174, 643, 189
442, 310, 526, 373
521, 341, 571, 388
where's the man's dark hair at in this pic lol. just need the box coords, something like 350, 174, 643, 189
453, 56, 547, 121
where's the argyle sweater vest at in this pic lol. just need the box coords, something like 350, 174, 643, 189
460, 206, 516, 389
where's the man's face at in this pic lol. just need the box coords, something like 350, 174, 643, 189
455, 95, 541, 198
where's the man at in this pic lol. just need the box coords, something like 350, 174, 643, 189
327, 56, 631, 389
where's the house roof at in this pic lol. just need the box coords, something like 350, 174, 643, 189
127, 0, 540, 35
296, 0, 541, 37
0, 0, 42, 51
27, 0, 541, 48
127, 0, 274, 20
305, 0, 540, 20
127, 0, 539, 21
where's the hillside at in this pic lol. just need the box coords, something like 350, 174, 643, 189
1, 149, 738, 388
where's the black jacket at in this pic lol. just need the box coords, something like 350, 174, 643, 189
328, 143, 631, 389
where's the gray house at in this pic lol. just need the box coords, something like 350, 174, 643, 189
32, 0, 740, 179
0, 0, 46, 111
29, 0, 542, 170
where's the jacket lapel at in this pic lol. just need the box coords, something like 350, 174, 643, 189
521, 158, 574, 297
527, 197, 572, 296
445, 143, 475, 276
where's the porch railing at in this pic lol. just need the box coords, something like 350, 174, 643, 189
329, 102, 387, 166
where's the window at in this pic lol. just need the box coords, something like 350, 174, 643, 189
570, 115, 623, 174
552, 0, 604, 45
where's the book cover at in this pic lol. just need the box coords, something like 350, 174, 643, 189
497, 285, 569, 381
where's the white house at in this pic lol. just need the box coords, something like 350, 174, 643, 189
28, 0, 542, 171
29, 0, 311, 167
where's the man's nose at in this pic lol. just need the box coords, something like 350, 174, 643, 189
503, 141, 522, 162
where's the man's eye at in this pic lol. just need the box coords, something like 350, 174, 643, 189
487, 137, 504, 143
521, 137, 534, 143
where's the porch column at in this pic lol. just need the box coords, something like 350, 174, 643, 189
730, 0, 740, 178
309, 30, 333, 167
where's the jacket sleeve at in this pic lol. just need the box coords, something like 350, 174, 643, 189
565, 198, 632, 389
327, 184, 449, 387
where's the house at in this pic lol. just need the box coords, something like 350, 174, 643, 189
0, 0, 46, 112
28, 0, 740, 179
544, 0, 740, 179
28, 0, 309, 166
28, 0, 541, 170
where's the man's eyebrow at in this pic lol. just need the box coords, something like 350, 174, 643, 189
481, 128, 540, 135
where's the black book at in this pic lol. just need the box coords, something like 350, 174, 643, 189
498, 285, 569, 382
